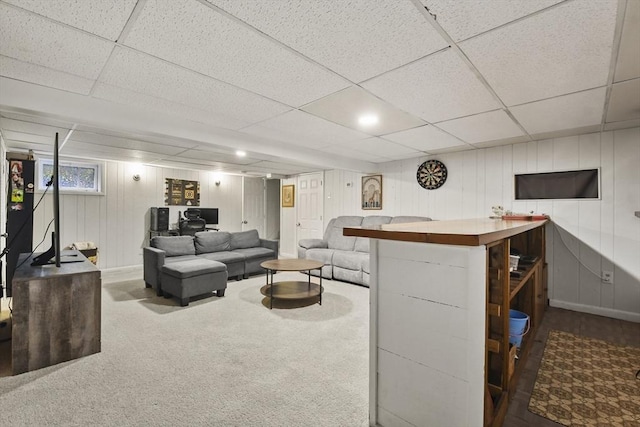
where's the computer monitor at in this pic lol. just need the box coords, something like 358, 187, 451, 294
187, 208, 218, 225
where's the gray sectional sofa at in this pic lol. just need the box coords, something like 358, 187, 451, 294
297, 215, 431, 287
144, 229, 278, 296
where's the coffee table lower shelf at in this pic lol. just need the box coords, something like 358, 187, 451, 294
260, 281, 323, 302
260, 259, 324, 309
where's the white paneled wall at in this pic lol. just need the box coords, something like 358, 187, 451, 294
32, 161, 242, 269
322, 128, 640, 321
279, 177, 297, 259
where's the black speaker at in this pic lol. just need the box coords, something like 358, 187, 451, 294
150, 207, 169, 231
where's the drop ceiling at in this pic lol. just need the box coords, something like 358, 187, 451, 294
0, 0, 638, 176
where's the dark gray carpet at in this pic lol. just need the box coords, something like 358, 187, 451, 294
0, 272, 369, 426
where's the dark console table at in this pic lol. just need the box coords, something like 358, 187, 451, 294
11, 250, 101, 375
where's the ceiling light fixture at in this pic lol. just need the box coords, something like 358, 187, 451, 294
236, 150, 246, 157
358, 114, 379, 127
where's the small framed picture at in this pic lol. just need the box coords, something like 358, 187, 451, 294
362, 175, 382, 210
282, 184, 295, 207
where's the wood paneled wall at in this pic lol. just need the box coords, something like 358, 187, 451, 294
31, 162, 242, 269
323, 128, 640, 320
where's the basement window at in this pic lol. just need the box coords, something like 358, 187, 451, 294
514, 169, 600, 200
37, 158, 104, 194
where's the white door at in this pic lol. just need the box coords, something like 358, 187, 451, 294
242, 177, 265, 236
296, 172, 324, 241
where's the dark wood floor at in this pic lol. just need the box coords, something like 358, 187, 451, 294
503, 307, 640, 426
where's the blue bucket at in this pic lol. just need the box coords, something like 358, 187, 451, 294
509, 309, 530, 348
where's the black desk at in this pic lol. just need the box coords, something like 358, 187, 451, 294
149, 229, 179, 239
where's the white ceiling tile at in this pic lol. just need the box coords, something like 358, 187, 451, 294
301, 86, 426, 136
460, 1, 619, 106
61, 140, 165, 163
362, 49, 501, 123
249, 161, 317, 174
614, 0, 640, 82
176, 149, 256, 166
3, 139, 51, 153
147, 159, 222, 172
0, 3, 114, 79
436, 110, 525, 144
383, 124, 467, 152
0, 112, 77, 129
606, 79, 640, 123
123, 0, 349, 107
510, 88, 607, 135
73, 125, 199, 150
1, 130, 55, 146
3, 0, 137, 40
0, 116, 73, 137
423, 0, 563, 42
98, 48, 291, 128
207, 0, 448, 83
527, 125, 602, 142
317, 143, 389, 163
0, 55, 94, 95
344, 137, 420, 159
604, 119, 640, 131
92, 83, 251, 130
240, 110, 369, 149
69, 131, 187, 157
472, 135, 532, 149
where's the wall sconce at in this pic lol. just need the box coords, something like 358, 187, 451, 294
133, 174, 141, 182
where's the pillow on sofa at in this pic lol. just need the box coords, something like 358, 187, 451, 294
195, 231, 231, 254
327, 216, 363, 251
230, 229, 260, 250
151, 236, 195, 257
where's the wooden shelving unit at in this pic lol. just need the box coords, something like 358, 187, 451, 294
343, 217, 549, 426
485, 224, 547, 427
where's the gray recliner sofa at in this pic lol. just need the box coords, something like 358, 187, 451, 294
144, 229, 278, 295
298, 215, 431, 287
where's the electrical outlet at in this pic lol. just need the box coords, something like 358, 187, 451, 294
602, 270, 613, 284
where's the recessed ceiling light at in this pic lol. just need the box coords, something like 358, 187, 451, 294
358, 114, 379, 127
236, 150, 246, 157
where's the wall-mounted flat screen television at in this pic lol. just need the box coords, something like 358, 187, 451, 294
515, 169, 599, 200
187, 207, 218, 225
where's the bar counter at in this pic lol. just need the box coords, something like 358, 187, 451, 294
343, 218, 548, 427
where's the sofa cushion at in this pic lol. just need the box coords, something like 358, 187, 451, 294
194, 231, 231, 254
199, 251, 245, 264
165, 254, 199, 264
230, 229, 261, 250
326, 216, 363, 251
333, 251, 367, 271
162, 259, 226, 279
151, 236, 195, 257
305, 248, 335, 265
333, 266, 363, 285
354, 216, 392, 252
232, 247, 275, 260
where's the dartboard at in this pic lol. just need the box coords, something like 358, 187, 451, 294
416, 160, 448, 190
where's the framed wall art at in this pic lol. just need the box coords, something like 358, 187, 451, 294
362, 174, 382, 210
164, 178, 200, 206
282, 184, 295, 207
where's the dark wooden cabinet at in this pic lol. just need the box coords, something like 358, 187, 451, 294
11, 251, 101, 375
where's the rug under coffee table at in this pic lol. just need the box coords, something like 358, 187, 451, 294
260, 259, 324, 309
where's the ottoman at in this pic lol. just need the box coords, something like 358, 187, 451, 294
161, 259, 228, 306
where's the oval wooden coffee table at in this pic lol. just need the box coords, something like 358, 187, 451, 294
260, 259, 324, 309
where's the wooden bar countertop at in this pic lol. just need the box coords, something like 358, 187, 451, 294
343, 218, 548, 247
